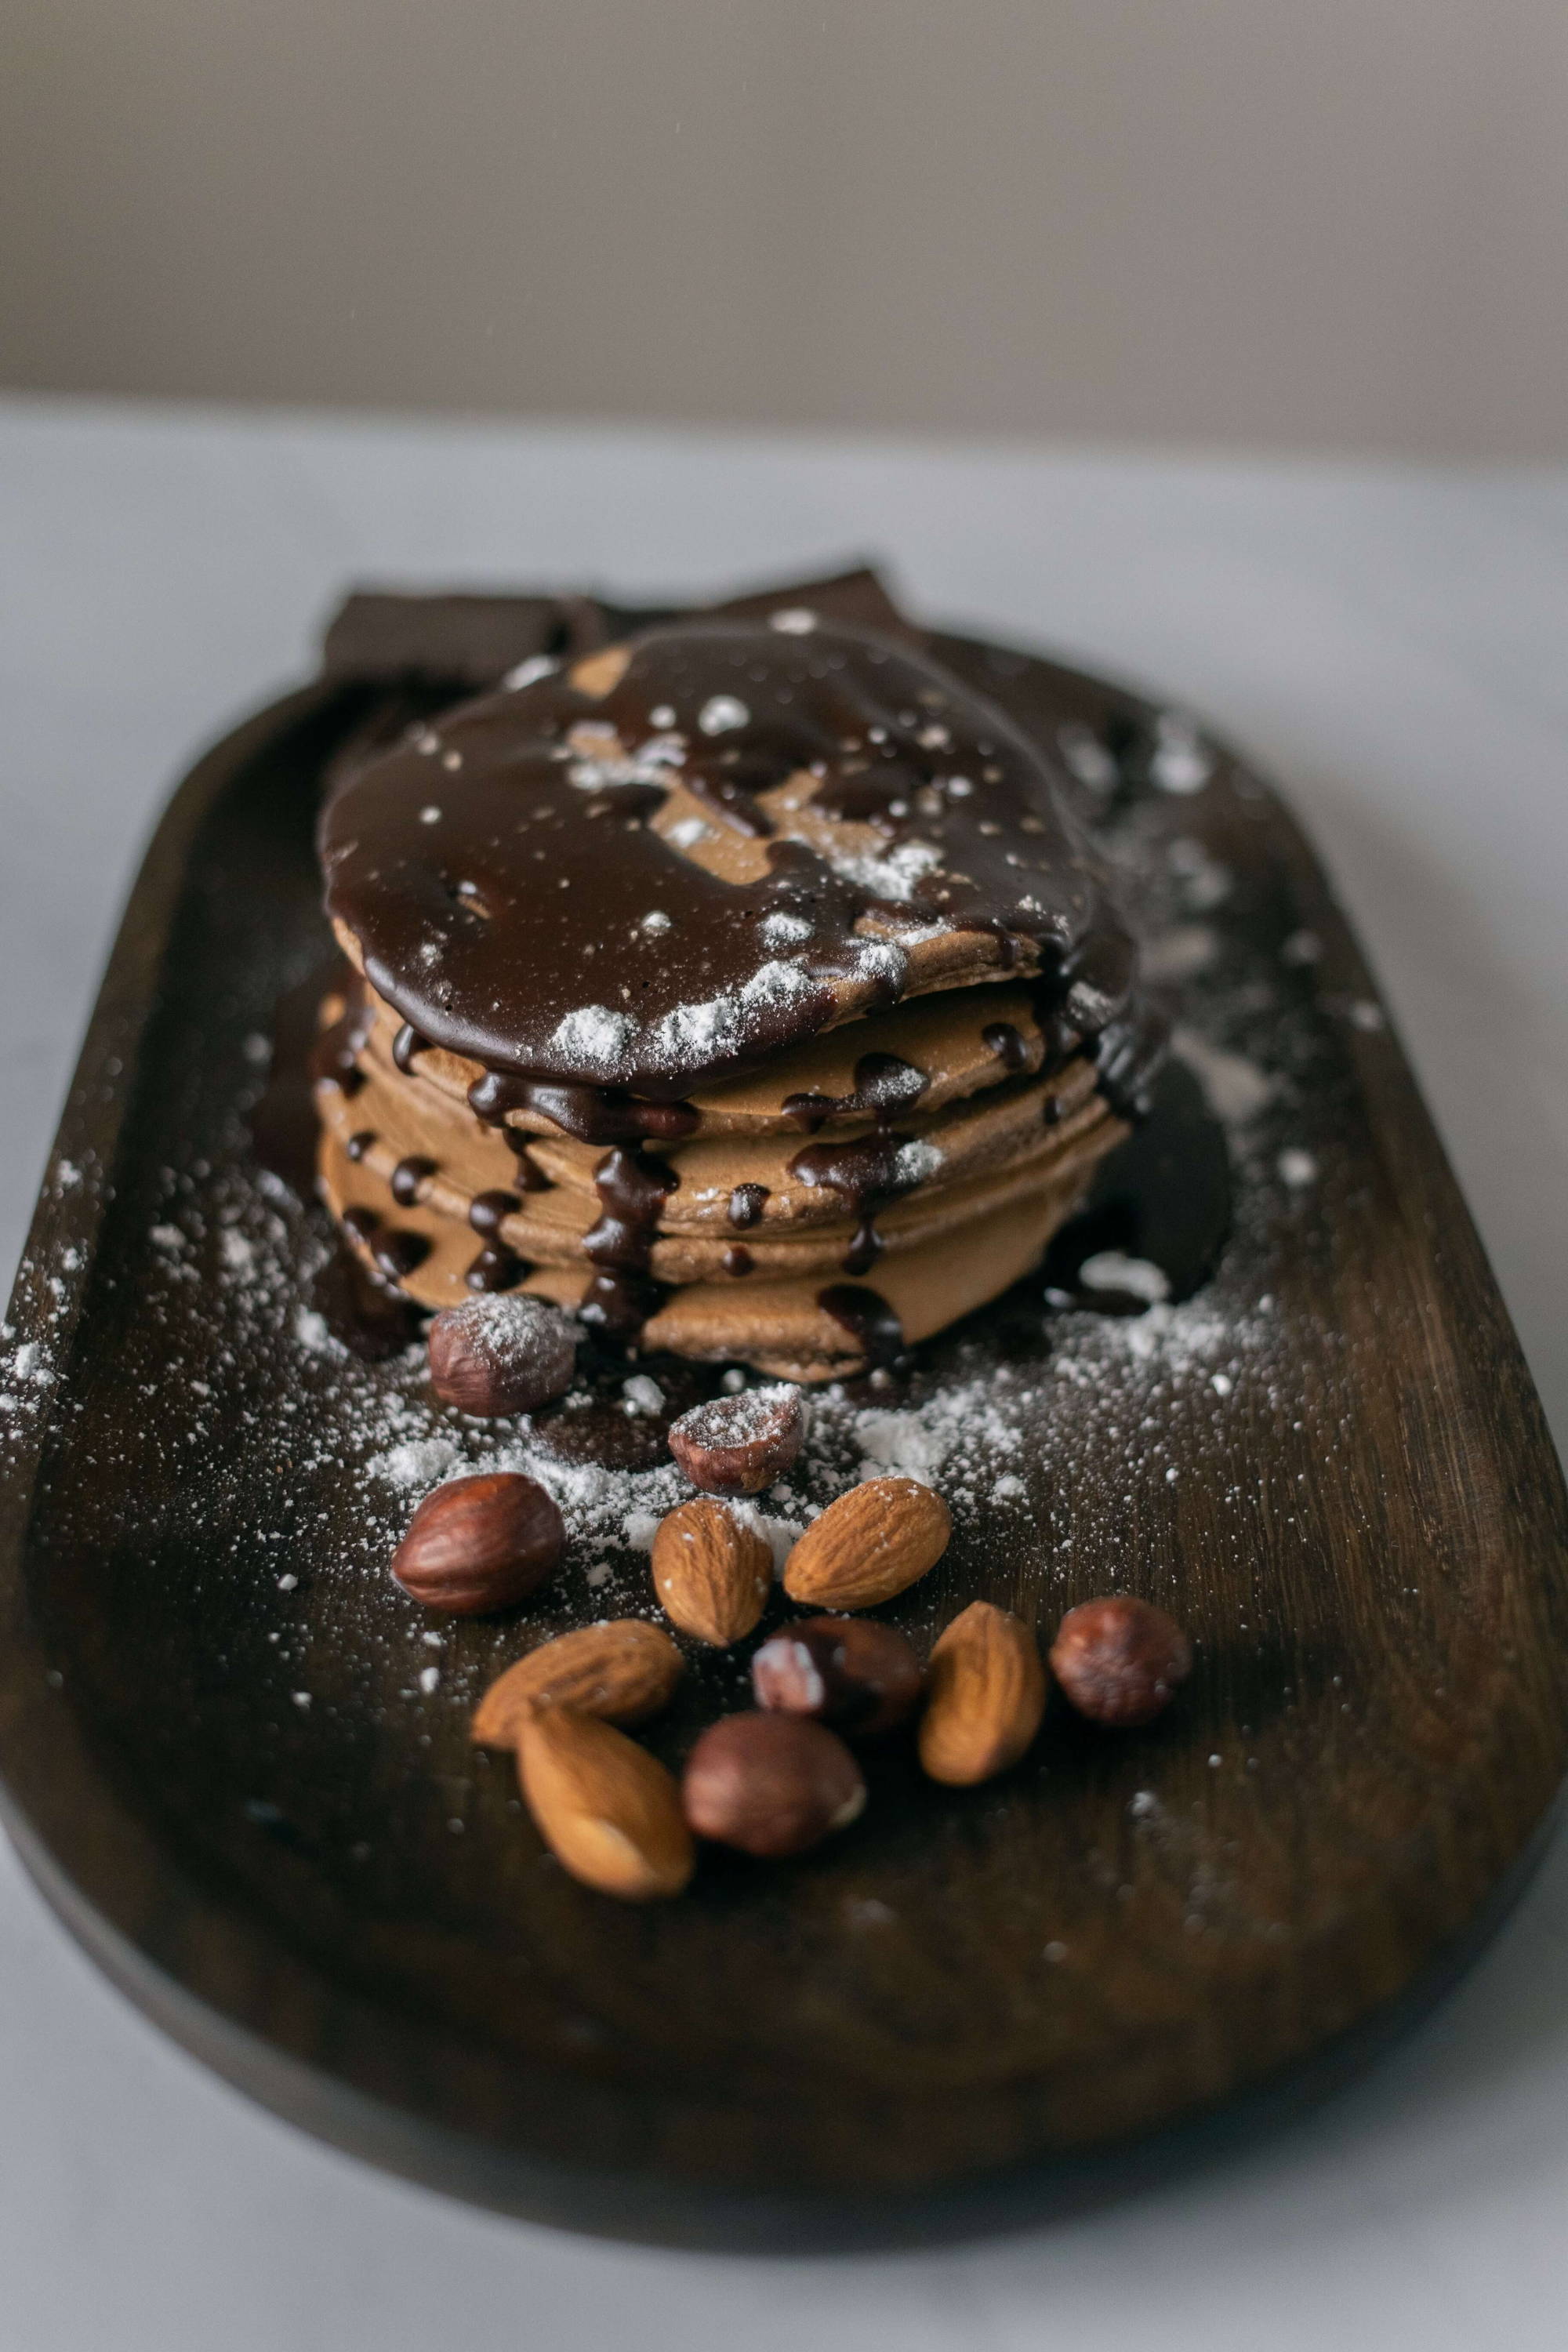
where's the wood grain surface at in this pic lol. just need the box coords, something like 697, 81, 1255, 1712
1, 592, 1565, 2249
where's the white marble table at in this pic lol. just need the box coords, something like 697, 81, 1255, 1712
2, 397, 1566, 2350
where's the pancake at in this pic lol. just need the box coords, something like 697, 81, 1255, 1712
312, 583, 1164, 1374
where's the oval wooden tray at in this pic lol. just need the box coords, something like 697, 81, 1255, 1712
2, 592, 1565, 2249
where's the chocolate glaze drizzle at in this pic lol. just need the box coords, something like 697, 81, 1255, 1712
982, 1020, 1030, 1073
340, 1202, 430, 1283
786, 1050, 935, 1273
578, 1147, 679, 1336
501, 1131, 552, 1190
728, 1181, 769, 1229
782, 1049, 930, 1134
321, 622, 1163, 1120
463, 1187, 528, 1292
818, 1283, 906, 1367
789, 1129, 929, 1276
390, 1153, 434, 1207
390, 1022, 426, 1075
467, 1067, 698, 1148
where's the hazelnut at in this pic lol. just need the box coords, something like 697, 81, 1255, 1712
682, 1712, 866, 1857
390, 1472, 564, 1614
751, 1617, 922, 1735
667, 1385, 806, 1494
1048, 1597, 1192, 1726
427, 1294, 578, 1417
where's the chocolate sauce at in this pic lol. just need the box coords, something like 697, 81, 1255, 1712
372, 1228, 431, 1281
782, 1052, 931, 1137
982, 1020, 1030, 1073
468, 1188, 521, 1236
390, 1154, 434, 1207
467, 1067, 698, 1148
577, 1146, 679, 1338
346, 1130, 376, 1162
789, 1112, 936, 1277
390, 1022, 427, 1074
466, 1244, 526, 1292
502, 1131, 552, 1189
321, 622, 1161, 1118
728, 1181, 769, 1229
817, 1283, 905, 1367
723, 1245, 755, 1278
1043, 1058, 1231, 1308
310, 1242, 423, 1360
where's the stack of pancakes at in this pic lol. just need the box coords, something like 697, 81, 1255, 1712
314, 580, 1162, 1381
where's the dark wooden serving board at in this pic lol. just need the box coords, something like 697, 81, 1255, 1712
2, 584, 1566, 2249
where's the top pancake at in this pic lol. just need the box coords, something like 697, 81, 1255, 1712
320, 616, 1152, 1116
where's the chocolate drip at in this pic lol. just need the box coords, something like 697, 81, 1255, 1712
782, 1051, 930, 1134
788, 1127, 932, 1276
461, 1191, 528, 1290
982, 1021, 1030, 1073
502, 1130, 552, 1190
372, 1229, 430, 1281
390, 1022, 427, 1074
728, 1181, 769, 1229
468, 1188, 521, 1236
321, 620, 1162, 1110
467, 1066, 698, 1148
390, 1154, 434, 1207
465, 1244, 526, 1292
818, 1283, 905, 1367
578, 1147, 679, 1339
578, 1270, 665, 1338
311, 1243, 423, 1359
346, 1130, 376, 1163
723, 1244, 755, 1278
341, 1205, 379, 1242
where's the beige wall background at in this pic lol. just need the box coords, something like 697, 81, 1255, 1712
4, 0, 1566, 459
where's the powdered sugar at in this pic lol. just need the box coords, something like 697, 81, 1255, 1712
548, 1004, 635, 1071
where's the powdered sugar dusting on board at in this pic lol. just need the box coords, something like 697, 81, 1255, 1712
0, 676, 1357, 1791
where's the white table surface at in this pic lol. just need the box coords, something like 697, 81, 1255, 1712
2, 396, 1566, 2351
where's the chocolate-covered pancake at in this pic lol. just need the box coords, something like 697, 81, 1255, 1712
314, 583, 1163, 1371
321, 619, 1160, 1112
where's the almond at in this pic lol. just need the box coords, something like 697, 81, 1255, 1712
515, 1704, 694, 1900
650, 1498, 772, 1646
918, 1600, 1046, 1785
471, 1620, 684, 1747
782, 1477, 950, 1611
